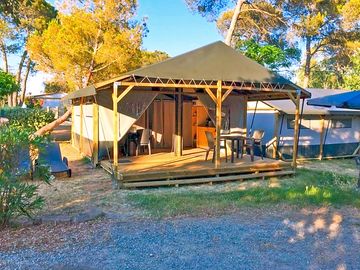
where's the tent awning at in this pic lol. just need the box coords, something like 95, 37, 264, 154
307, 91, 360, 110
64, 41, 310, 101
62, 85, 96, 101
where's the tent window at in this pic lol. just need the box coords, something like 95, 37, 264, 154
331, 118, 352, 129
287, 117, 311, 130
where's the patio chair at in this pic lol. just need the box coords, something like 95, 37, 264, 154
241, 130, 265, 162
38, 142, 71, 177
137, 129, 152, 155
204, 131, 227, 162
230, 127, 247, 135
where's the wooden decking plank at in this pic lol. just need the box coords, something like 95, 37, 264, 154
123, 170, 295, 188
122, 163, 291, 182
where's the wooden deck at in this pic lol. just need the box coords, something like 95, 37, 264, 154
100, 148, 294, 188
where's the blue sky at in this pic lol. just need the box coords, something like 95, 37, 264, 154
19, 0, 224, 94
137, 0, 223, 56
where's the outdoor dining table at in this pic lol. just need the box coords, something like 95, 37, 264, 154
220, 133, 248, 163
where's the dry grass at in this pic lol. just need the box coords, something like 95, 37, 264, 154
35, 143, 138, 217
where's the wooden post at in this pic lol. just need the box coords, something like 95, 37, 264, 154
242, 96, 247, 135
79, 97, 84, 153
273, 111, 280, 159
215, 80, 222, 168
71, 103, 75, 147
292, 93, 301, 168
319, 116, 325, 160
175, 89, 183, 156
92, 97, 99, 166
112, 83, 119, 173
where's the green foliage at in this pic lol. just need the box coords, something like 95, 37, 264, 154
44, 81, 69, 94
141, 50, 170, 67
0, 107, 54, 132
305, 51, 360, 90
216, 1, 285, 43
128, 169, 359, 218
343, 52, 360, 89
0, 124, 51, 227
185, 0, 231, 21
0, 70, 19, 99
27, 0, 144, 90
236, 39, 300, 71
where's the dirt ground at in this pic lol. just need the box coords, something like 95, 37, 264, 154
36, 142, 140, 218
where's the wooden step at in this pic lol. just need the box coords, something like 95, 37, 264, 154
123, 170, 295, 188
121, 162, 292, 182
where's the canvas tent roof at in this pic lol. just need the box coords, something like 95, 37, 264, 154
307, 90, 360, 109
64, 41, 309, 101
262, 88, 360, 115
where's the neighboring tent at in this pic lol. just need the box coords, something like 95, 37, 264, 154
308, 90, 360, 109
248, 89, 360, 160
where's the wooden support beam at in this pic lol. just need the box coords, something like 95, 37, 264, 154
113, 83, 119, 173
292, 93, 301, 168
117, 81, 299, 94
204, 87, 217, 103
174, 89, 183, 157
92, 98, 99, 166
116, 85, 134, 103
221, 87, 234, 102
287, 92, 296, 105
352, 143, 360, 156
79, 97, 84, 153
273, 112, 280, 159
319, 116, 325, 160
215, 80, 222, 168
71, 104, 75, 147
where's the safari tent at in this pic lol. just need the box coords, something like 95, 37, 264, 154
248, 88, 360, 160
64, 41, 310, 188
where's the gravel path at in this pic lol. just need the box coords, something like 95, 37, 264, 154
1, 208, 360, 270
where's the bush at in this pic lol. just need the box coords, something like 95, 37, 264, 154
0, 125, 51, 227
0, 70, 19, 99
0, 107, 55, 132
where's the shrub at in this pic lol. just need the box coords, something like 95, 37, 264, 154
0, 70, 19, 99
0, 125, 51, 227
0, 107, 55, 132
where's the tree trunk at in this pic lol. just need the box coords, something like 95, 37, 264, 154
12, 51, 28, 107
1, 42, 12, 107
11, 90, 17, 106
0, 42, 8, 72
20, 59, 32, 105
225, 0, 246, 47
303, 36, 312, 88
34, 109, 72, 136
7, 95, 12, 107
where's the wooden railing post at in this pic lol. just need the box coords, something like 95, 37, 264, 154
71, 103, 75, 147
79, 97, 84, 154
292, 92, 301, 168
175, 89, 183, 157
215, 80, 222, 168
319, 115, 325, 160
92, 97, 99, 166
273, 111, 280, 159
113, 83, 119, 175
